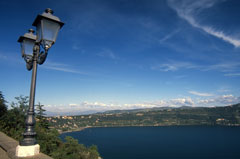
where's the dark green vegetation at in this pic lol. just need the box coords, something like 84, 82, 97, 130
0, 91, 100, 159
49, 104, 240, 132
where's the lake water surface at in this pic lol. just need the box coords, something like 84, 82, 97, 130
60, 126, 240, 159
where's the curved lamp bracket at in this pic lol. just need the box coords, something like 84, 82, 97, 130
23, 54, 33, 71
37, 51, 48, 65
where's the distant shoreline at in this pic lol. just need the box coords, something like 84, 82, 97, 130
59, 125, 166, 134
59, 124, 240, 134
59, 127, 89, 134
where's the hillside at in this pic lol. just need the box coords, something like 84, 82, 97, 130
47, 103, 240, 132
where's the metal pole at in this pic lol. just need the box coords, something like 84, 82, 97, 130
20, 43, 40, 146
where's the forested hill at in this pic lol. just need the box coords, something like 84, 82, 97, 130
48, 103, 240, 132
100, 106, 194, 114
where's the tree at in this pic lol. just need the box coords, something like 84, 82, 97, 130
51, 136, 99, 159
36, 102, 49, 129
0, 95, 28, 140
11, 95, 29, 116
0, 91, 7, 118
36, 102, 46, 119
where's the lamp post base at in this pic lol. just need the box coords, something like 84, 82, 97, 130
16, 144, 40, 157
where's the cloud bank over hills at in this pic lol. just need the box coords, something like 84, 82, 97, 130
45, 94, 240, 116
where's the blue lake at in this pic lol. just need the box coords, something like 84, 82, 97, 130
60, 126, 240, 159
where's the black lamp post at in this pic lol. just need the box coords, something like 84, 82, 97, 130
17, 8, 64, 146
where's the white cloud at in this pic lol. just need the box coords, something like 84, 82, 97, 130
159, 29, 180, 43
0, 53, 7, 60
169, 97, 194, 106
97, 48, 117, 60
82, 101, 108, 107
217, 87, 230, 93
123, 103, 157, 109
197, 94, 240, 106
151, 60, 240, 74
44, 94, 240, 115
189, 91, 213, 97
151, 63, 178, 72
72, 44, 80, 50
0, 51, 23, 64
224, 73, 240, 77
203, 62, 240, 72
197, 99, 216, 105
151, 61, 197, 72
216, 94, 239, 104
44, 98, 195, 115
69, 103, 78, 106
202, 27, 240, 48
167, 0, 240, 47
43, 61, 88, 75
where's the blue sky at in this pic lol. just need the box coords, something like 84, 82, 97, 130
0, 0, 240, 115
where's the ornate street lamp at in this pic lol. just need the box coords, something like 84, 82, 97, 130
18, 29, 36, 71
33, 8, 64, 51
16, 8, 64, 157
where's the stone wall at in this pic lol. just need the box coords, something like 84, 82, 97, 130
0, 132, 52, 159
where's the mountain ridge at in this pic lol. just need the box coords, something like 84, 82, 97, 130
48, 103, 240, 132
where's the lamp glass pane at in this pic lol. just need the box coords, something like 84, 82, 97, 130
36, 22, 42, 42
42, 18, 60, 47
20, 42, 25, 57
22, 39, 35, 55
